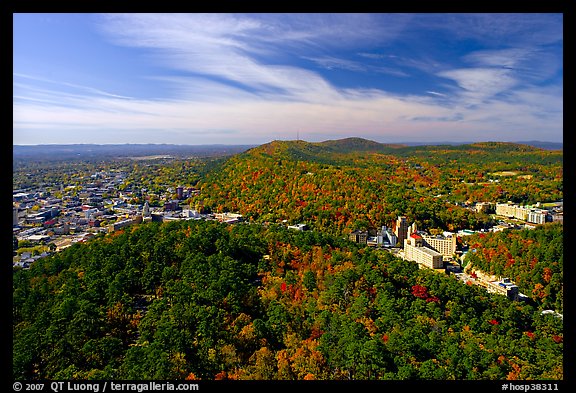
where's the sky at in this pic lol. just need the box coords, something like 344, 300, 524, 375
13, 13, 563, 145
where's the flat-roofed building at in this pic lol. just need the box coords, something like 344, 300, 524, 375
422, 233, 457, 259
288, 223, 308, 231
486, 278, 519, 300
496, 203, 529, 220
403, 232, 443, 269
215, 212, 243, 224
108, 217, 140, 233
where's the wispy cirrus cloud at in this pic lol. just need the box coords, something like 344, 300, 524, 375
14, 73, 134, 100
96, 13, 408, 101
304, 55, 409, 77
437, 68, 518, 105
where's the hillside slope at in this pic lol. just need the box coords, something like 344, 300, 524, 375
13, 220, 563, 380
194, 138, 562, 233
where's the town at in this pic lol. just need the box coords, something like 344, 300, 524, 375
12, 167, 240, 266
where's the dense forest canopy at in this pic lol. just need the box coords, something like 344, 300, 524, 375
463, 222, 563, 313
13, 220, 562, 380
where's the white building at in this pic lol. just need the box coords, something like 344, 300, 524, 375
404, 233, 444, 269
496, 202, 529, 220
526, 209, 548, 225
421, 233, 457, 259
403, 222, 443, 269
377, 226, 397, 247
215, 212, 243, 224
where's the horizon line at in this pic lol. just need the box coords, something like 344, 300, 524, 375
13, 139, 563, 147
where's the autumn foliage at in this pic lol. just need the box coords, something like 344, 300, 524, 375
13, 220, 563, 380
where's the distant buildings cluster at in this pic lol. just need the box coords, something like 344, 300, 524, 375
349, 216, 456, 270
349, 225, 397, 248
346, 208, 563, 303
494, 202, 559, 224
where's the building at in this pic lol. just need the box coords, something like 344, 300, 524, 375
349, 230, 368, 244
495, 202, 529, 220
403, 232, 444, 269
182, 209, 201, 218
27, 234, 51, 243
25, 214, 46, 225
377, 226, 397, 247
84, 208, 99, 219
53, 223, 70, 235
395, 216, 409, 247
490, 224, 512, 232
485, 277, 519, 301
474, 202, 493, 214
421, 233, 457, 259
176, 186, 184, 200
526, 209, 549, 225
13, 192, 31, 202
214, 212, 243, 224
366, 236, 379, 247
88, 219, 101, 228
142, 201, 151, 217
164, 200, 180, 211
108, 217, 139, 233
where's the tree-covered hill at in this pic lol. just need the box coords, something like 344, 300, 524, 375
13, 220, 563, 380
317, 137, 406, 153
192, 138, 562, 234
463, 222, 563, 313
242, 138, 559, 167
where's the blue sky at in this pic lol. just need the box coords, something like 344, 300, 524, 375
13, 13, 563, 145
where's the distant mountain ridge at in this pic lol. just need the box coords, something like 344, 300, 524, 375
13, 143, 257, 160
398, 140, 562, 150
512, 141, 563, 150
12, 138, 561, 161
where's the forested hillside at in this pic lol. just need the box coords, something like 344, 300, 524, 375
13, 220, 563, 380
193, 139, 562, 234
463, 222, 563, 313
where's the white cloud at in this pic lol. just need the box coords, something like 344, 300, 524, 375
463, 48, 532, 68
437, 68, 518, 105
426, 91, 447, 97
